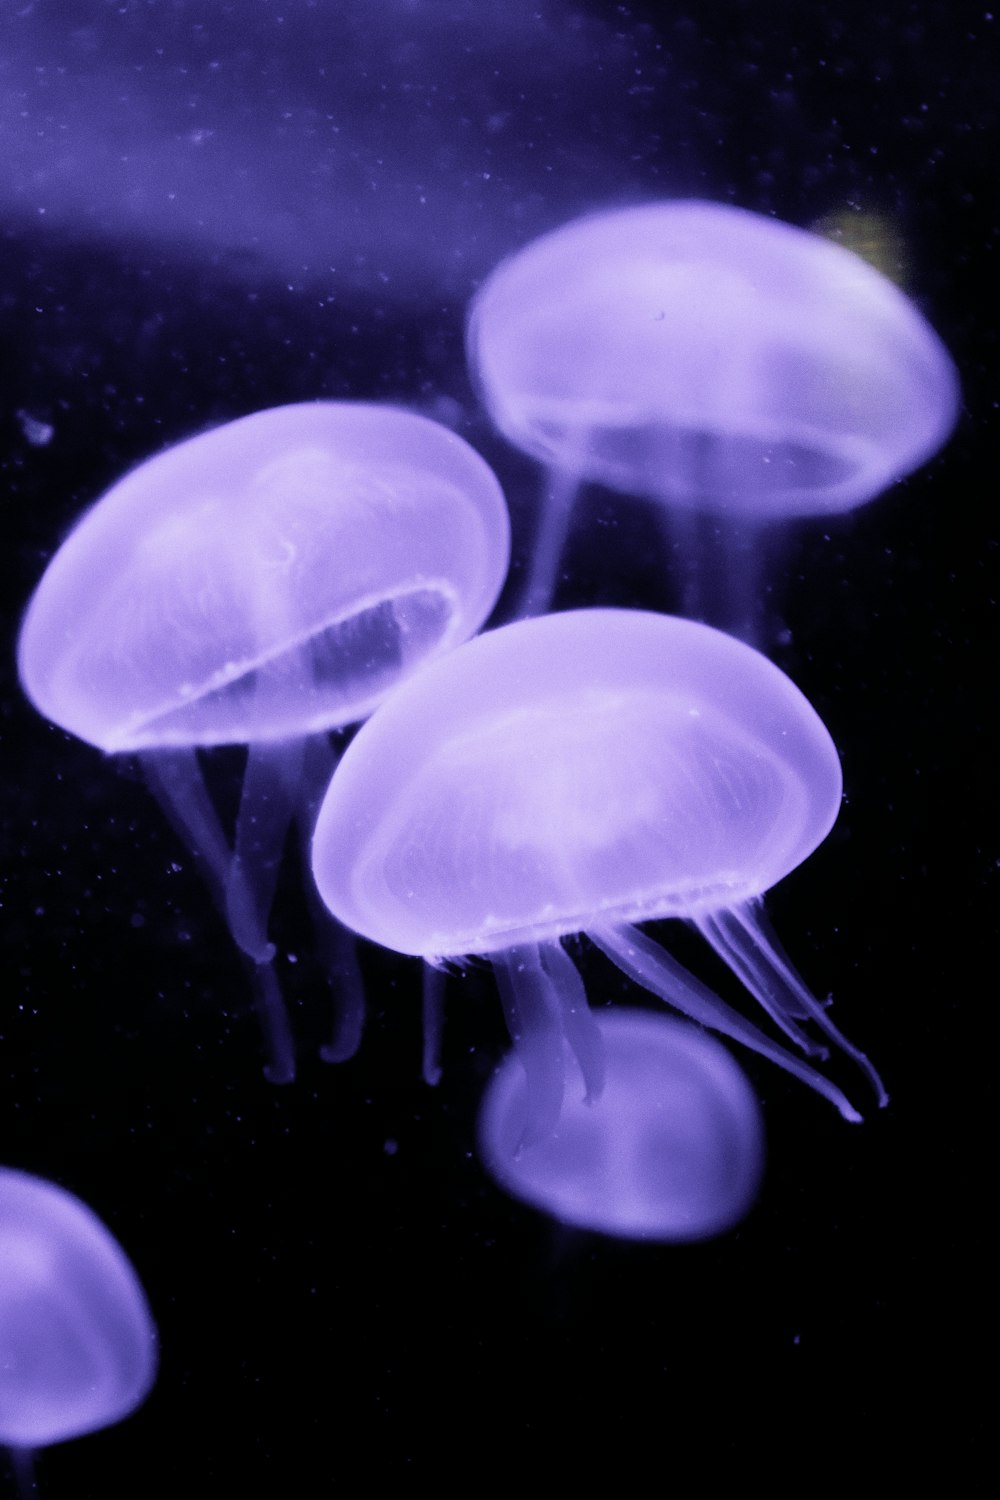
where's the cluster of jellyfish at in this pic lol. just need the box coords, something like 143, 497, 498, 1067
7, 200, 958, 1479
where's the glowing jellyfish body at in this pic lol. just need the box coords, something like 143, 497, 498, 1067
467, 200, 960, 625
0, 1167, 157, 1465
18, 402, 510, 1080
313, 609, 886, 1131
478, 1009, 764, 1241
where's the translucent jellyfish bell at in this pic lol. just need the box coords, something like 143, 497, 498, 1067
0, 1167, 157, 1476
478, 1009, 764, 1241
467, 200, 960, 624
18, 402, 510, 1081
312, 608, 887, 1132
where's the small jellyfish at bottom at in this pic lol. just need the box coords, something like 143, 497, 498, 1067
17, 401, 510, 1080
0, 1167, 157, 1490
467, 199, 960, 637
478, 1008, 765, 1241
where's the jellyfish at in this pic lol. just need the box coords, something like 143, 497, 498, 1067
478, 1009, 764, 1241
312, 608, 887, 1134
17, 402, 510, 1082
467, 200, 960, 633
0, 1167, 157, 1489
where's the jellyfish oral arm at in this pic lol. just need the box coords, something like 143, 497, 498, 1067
141, 747, 234, 917
587, 922, 864, 1123
228, 738, 306, 965
491, 941, 606, 1149
492, 945, 567, 1148
538, 940, 606, 1105
294, 735, 366, 1066
696, 903, 888, 1107
514, 464, 582, 619
141, 746, 295, 1085
144, 733, 370, 1082
420, 963, 450, 1087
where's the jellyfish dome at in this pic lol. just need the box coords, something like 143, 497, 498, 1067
17, 402, 510, 1081
18, 402, 510, 753
313, 608, 886, 1129
467, 200, 960, 623
468, 200, 959, 522
478, 1009, 765, 1241
0, 1167, 157, 1451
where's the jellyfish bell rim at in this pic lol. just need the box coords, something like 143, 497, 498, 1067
418, 874, 777, 965
485, 395, 937, 522
477, 1007, 766, 1242
70, 578, 467, 755
17, 400, 511, 754
0, 1166, 158, 1450
467, 197, 960, 518
311, 607, 844, 958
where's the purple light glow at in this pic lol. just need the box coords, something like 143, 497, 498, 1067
17, 402, 510, 1081
478, 1009, 765, 1241
0, 1, 651, 300
0, 1167, 157, 1453
312, 608, 886, 1131
467, 200, 960, 620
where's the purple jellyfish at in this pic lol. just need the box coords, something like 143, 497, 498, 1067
478, 1009, 764, 1241
17, 402, 510, 1081
312, 608, 887, 1133
467, 200, 960, 631
0, 1167, 157, 1488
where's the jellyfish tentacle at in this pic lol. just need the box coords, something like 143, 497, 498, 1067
720, 899, 817, 1018
539, 939, 606, 1104
692, 907, 828, 1057
141, 747, 233, 916
420, 962, 447, 1087
588, 922, 863, 1123
514, 464, 581, 619
142, 746, 296, 1084
313, 920, 366, 1065
228, 738, 305, 964
705, 902, 889, 1108
241, 951, 295, 1086
658, 488, 767, 644
295, 735, 367, 1064
491, 943, 566, 1148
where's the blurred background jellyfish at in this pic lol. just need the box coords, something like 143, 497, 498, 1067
312, 608, 887, 1138
17, 402, 510, 1082
467, 200, 960, 637
478, 1009, 765, 1241
0, 1167, 157, 1492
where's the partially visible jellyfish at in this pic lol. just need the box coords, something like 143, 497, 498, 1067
478, 1009, 764, 1241
17, 402, 510, 1081
0, 1167, 157, 1490
312, 608, 887, 1133
467, 200, 960, 633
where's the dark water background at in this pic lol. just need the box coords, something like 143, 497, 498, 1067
1, 1, 993, 1490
